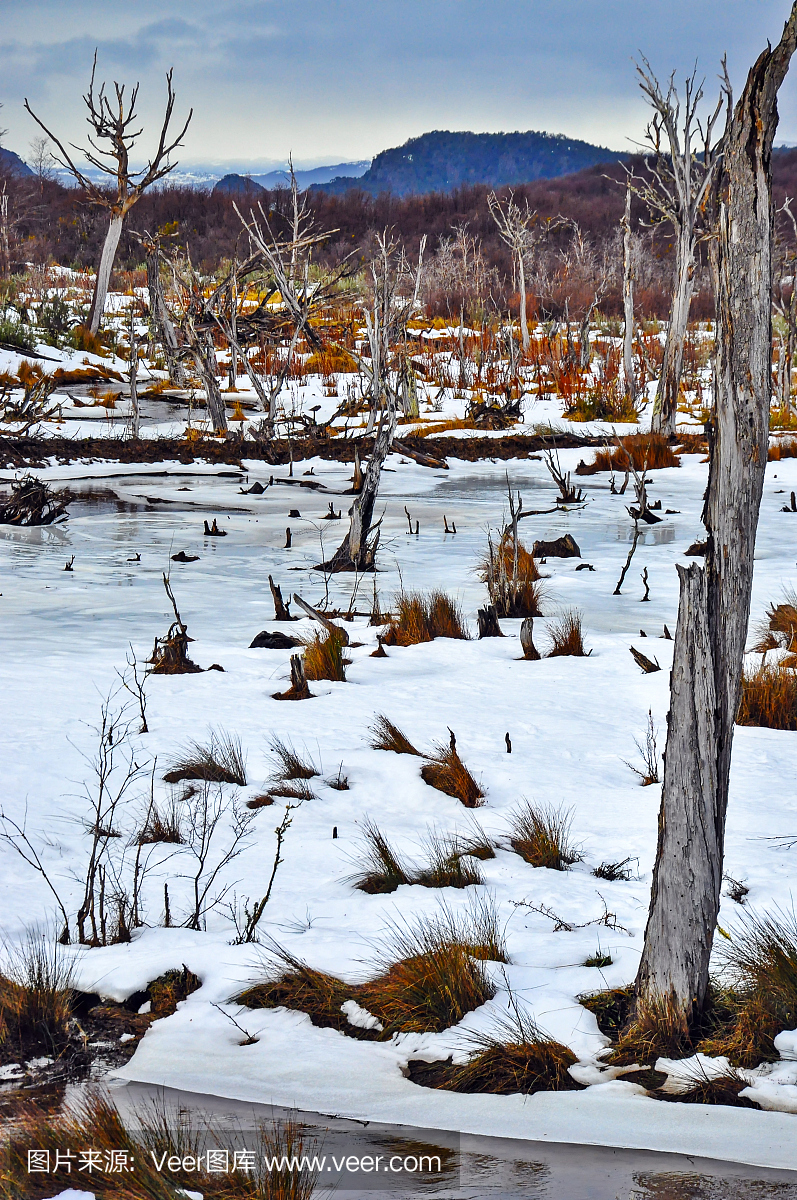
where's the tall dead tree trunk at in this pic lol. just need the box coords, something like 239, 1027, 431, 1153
192, 329, 227, 435
636, 7, 797, 1022
621, 184, 636, 405
317, 395, 397, 572
144, 242, 186, 387
654, 224, 694, 435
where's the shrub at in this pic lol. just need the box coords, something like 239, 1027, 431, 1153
546, 609, 589, 657
0, 313, 36, 352
510, 801, 581, 870
163, 728, 247, 786
420, 743, 485, 807
368, 713, 421, 755
737, 662, 797, 730
302, 627, 349, 682
479, 533, 544, 618
384, 590, 470, 646
575, 433, 681, 475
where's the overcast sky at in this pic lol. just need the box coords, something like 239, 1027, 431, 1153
2, 1, 797, 170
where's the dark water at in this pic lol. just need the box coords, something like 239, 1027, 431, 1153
106, 1082, 797, 1200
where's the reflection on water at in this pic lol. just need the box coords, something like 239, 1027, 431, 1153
615, 523, 676, 545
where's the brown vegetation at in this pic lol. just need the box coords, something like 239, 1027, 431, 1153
383, 590, 470, 646
510, 801, 581, 870
420, 743, 485, 807
163, 728, 247, 786
575, 432, 681, 475
737, 661, 797, 730
368, 714, 421, 755
546, 609, 589, 657
480, 533, 544, 618
302, 627, 349, 681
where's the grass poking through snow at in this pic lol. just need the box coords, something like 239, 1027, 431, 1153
302, 627, 349, 682
368, 714, 421, 755
546, 610, 589, 657
384, 590, 470, 646
420, 743, 485, 807
737, 661, 797, 730
510, 801, 581, 870
163, 727, 247, 786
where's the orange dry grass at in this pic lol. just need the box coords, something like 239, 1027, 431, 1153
737, 662, 797, 730
547, 610, 589, 657
384, 590, 469, 645
420, 744, 485, 807
415, 418, 479, 437
302, 627, 349, 681
576, 432, 681, 475
768, 438, 797, 460
479, 533, 544, 618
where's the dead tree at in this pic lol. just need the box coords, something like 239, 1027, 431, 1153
127, 308, 140, 440
635, 8, 797, 1024
488, 191, 538, 352
621, 183, 637, 406
25, 54, 191, 334
136, 230, 186, 387
629, 59, 730, 436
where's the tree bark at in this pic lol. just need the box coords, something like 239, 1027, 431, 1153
622, 185, 636, 405
317, 396, 397, 572
636, 7, 797, 1022
192, 330, 228, 434
517, 251, 530, 352
146, 249, 186, 387
88, 212, 124, 335
651, 225, 694, 437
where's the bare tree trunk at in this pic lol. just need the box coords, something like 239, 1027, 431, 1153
0, 188, 9, 281
193, 330, 228, 434
517, 252, 530, 353
318, 396, 397, 572
636, 8, 797, 1022
88, 212, 124, 335
146, 249, 186, 387
129, 318, 140, 440
622, 185, 636, 405
651, 227, 694, 437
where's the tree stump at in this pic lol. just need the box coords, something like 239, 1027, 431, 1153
477, 605, 503, 638
520, 617, 540, 660
273, 654, 313, 701
268, 575, 294, 621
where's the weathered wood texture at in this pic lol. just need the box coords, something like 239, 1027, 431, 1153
637, 7, 797, 1018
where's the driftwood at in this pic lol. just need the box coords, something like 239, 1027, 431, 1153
0, 475, 68, 526
149, 574, 202, 674
292, 592, 350, 645
636, 10, 797, 1022
392, 437, 448, 470
630, 646, 661, 673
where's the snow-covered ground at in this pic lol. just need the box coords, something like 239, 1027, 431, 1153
1, 433, 797, 1168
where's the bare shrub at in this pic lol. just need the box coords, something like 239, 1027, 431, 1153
625, 710, 660, 785
510, 801, 581, 870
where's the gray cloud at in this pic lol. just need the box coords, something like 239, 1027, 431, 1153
2, 0, 797, 168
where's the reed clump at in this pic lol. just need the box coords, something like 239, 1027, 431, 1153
383, 590, 470, 646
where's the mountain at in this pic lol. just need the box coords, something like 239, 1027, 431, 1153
213, 173, 267, 195
0, 147, 34, 177
312, 130, 626, 197
213, 162, 370, 195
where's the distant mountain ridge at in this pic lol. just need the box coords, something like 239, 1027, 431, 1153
0, 147, 34, 177
214, 161, 370, 195
313, 130, 626, 197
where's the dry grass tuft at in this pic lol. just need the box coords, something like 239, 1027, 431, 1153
384, 590, 470, 646
164, 727, 247, 786
546, 609, 589, 657
349, 820, 413, 894
658, 1061, 757, 1108
411, 1005, 580, 1096
368, 713, 421, 755
238, 912, 497, 1040
768, 437, 797, 461
0, 932, 74, 1065
147, 965, 202, 1018
420, 744, 485, 807
576, 432, 681, 475
737, 661, 797, 730
697, 906, 797, 1067
611, 992, 693, 1065
137, 798, 184, 844
413, 833, 485, 889
510, 801, 581, 870
302, 627, 349, 682
268, 737, 319, 782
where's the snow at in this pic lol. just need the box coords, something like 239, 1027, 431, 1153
2, 343, 797, 1167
